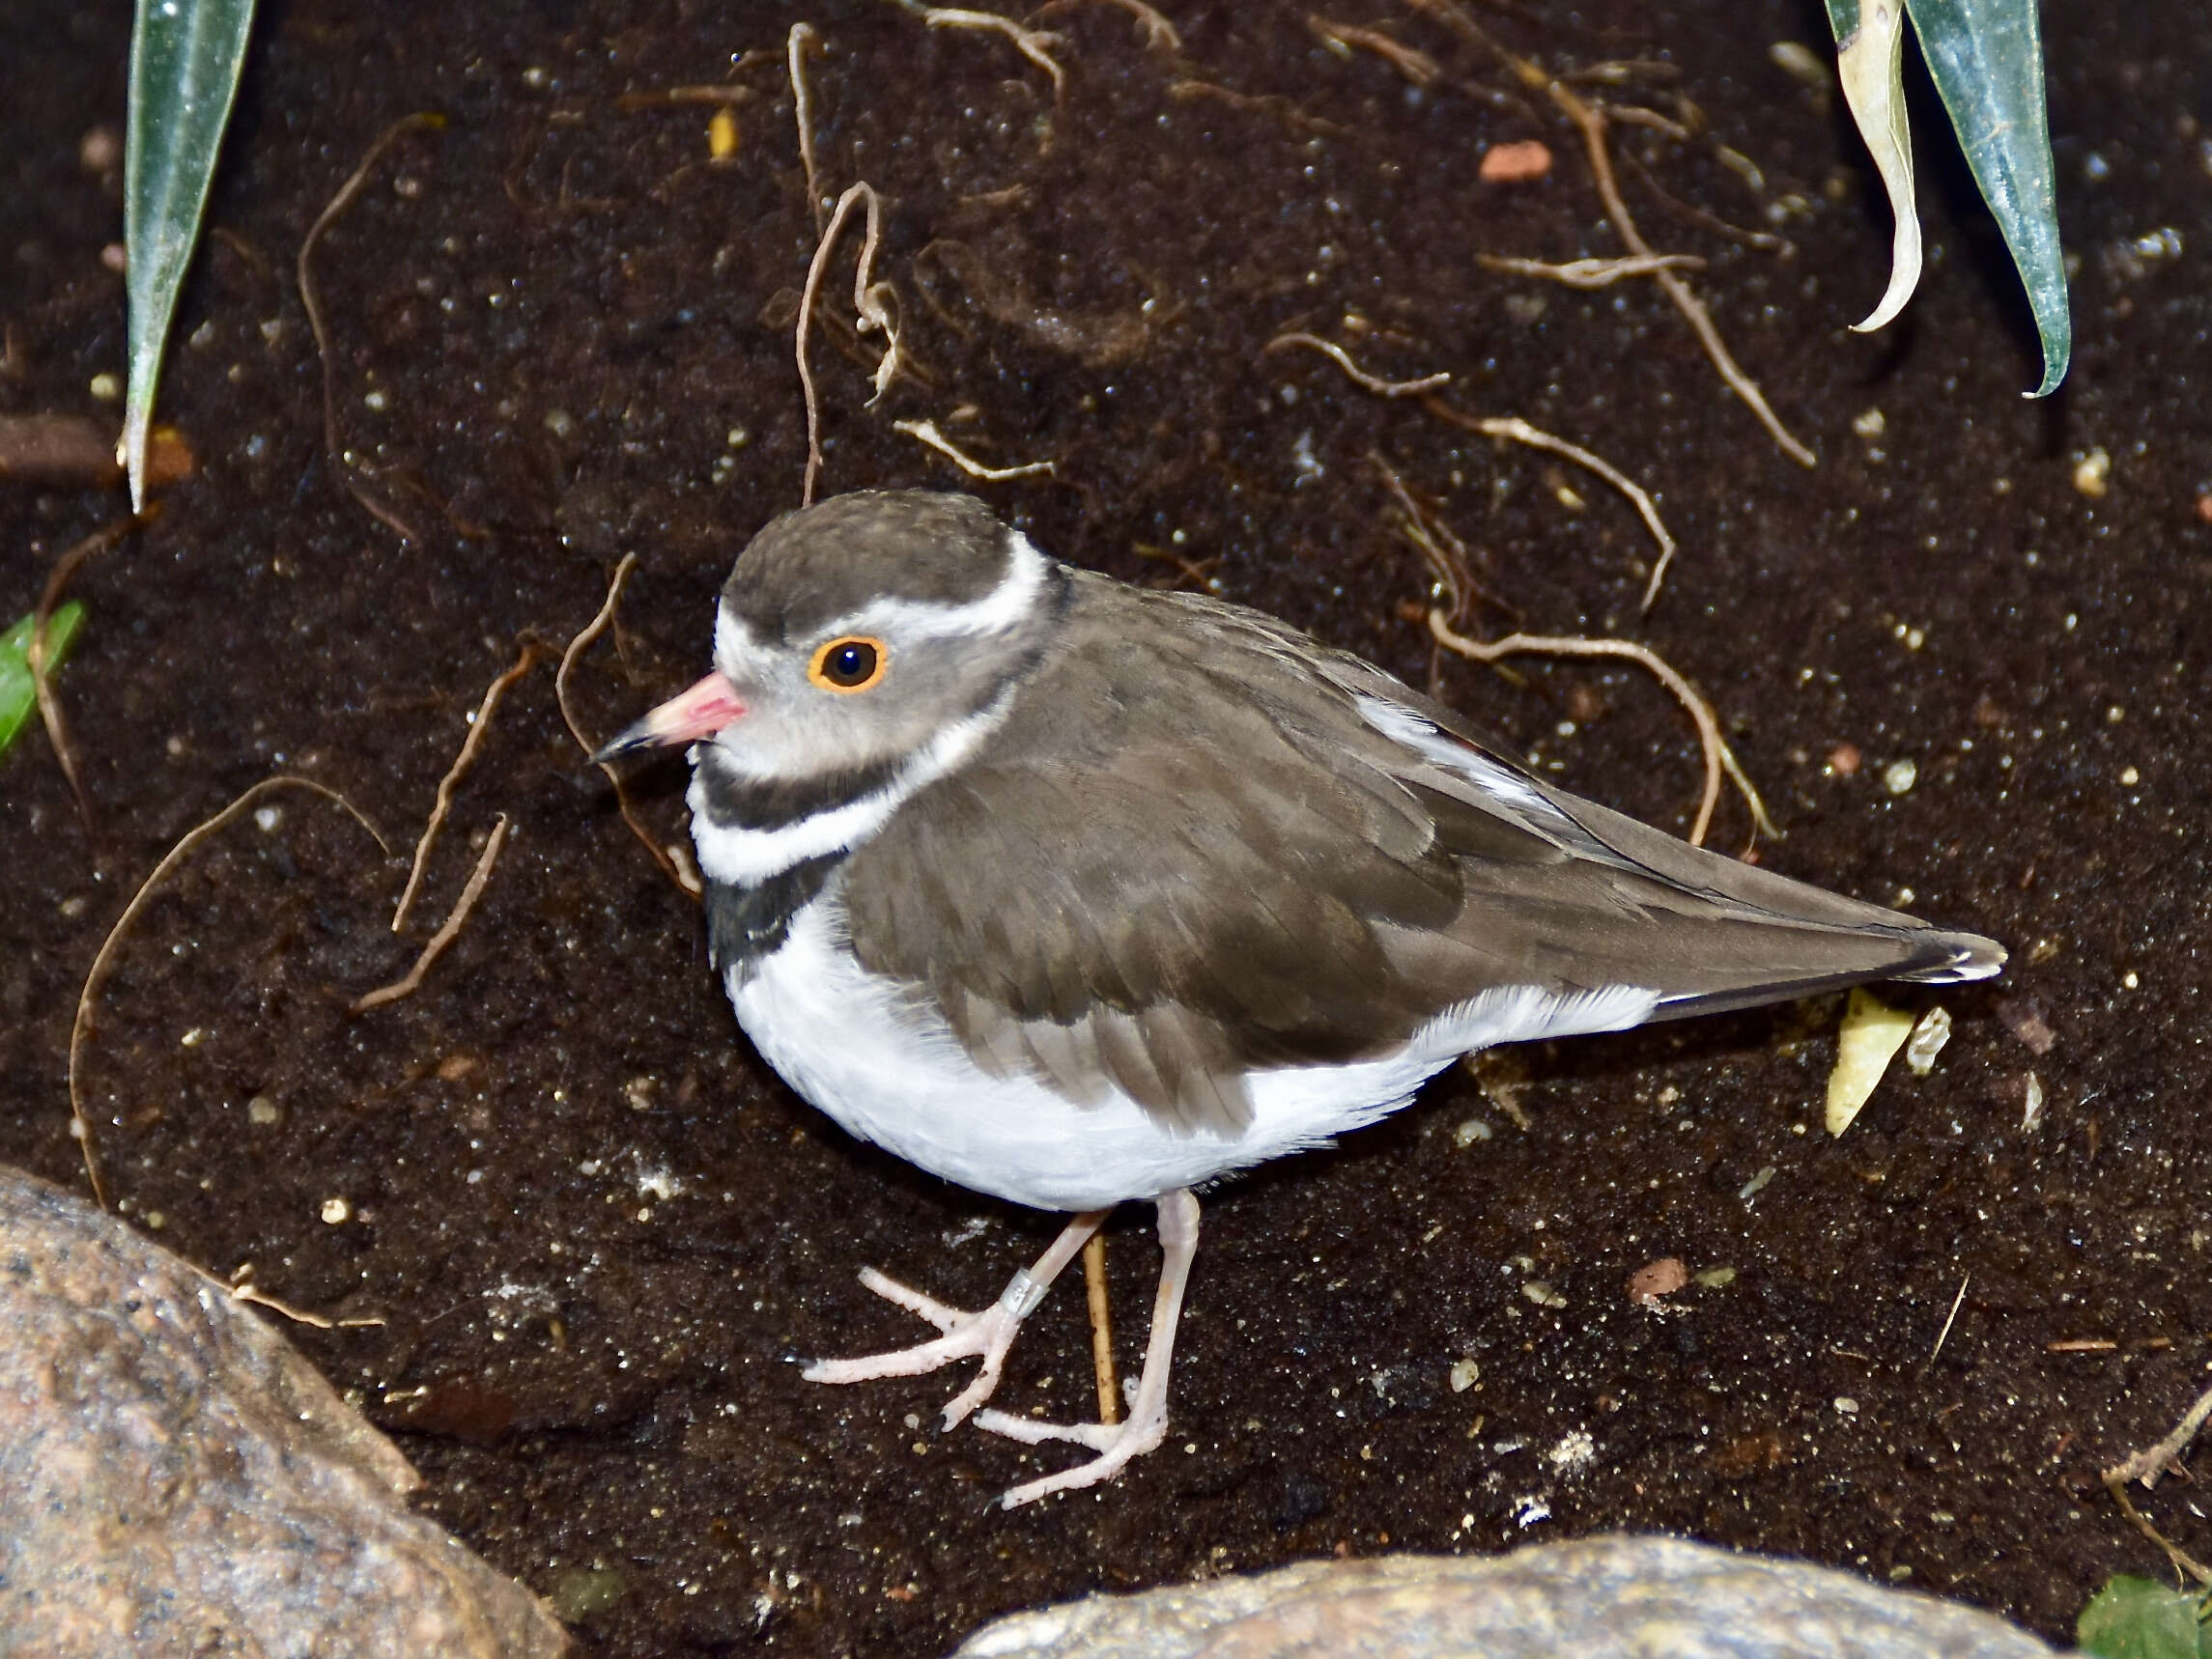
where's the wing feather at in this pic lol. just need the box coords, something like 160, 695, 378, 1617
840, 574, 2002, 1135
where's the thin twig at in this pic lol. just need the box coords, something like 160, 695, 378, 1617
797, 183, 898, 505
2106, 1381, 2212, 1490
555, 554, 699, 898
1925, 1274, 1969, 1369
1476, 252, 1705, 289
354, 815, 512, 1013
1421, 402, 1681, 608
1264, 331, 1450, 397
787, 23, 824, 233
1083, 1230, 1120, 1425
1544, 80, 1814, 468
32, 511, 146, 828
70, 777, 392, 1207
392, 645, 540, 934
298, 112, 445, 543
893, 417, 1055, 479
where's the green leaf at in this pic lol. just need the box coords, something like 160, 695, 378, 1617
1823, 0, 2069, 397
124, 0, 259, 510
0, 603, 89, 759
2078, 1575, 2212, 1659
1908, 0, 2069, 396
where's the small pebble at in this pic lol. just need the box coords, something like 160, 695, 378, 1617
320, 1197, 350, 1224
1479, 141, 1552, 183
1903, 1006, 1951, 1076
1883, 758, 1917, 795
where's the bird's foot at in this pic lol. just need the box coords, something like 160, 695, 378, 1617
802, 1264, 1036, 1428
974, 1395, 1171, 1507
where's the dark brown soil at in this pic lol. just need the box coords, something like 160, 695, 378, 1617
5, 1, 2207, 1652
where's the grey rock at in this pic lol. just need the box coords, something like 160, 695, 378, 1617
0, 1167, 568, 1659
955, 1534, 2057, 1659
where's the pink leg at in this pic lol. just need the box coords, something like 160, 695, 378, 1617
976, 1188, 1200, 1508
802, 1209, 1107, 1429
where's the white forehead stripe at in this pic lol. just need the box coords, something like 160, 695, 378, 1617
714, 605, 776, 680
825, 528, 1052, 643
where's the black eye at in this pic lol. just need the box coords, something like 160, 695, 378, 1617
808, 634, 887, 691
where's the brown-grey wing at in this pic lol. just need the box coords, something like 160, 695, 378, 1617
842, 577, 2002, 1134
837, 592, 1585, 1134
1308, 649, 2006, 1012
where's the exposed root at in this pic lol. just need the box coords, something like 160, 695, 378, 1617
556, 554, 700, 898
612, 84, 758, 111
1619, 148, 1789, 252
70, 777, 392, 1207
1308, 16, 1441, 87
896, 2, 1066, 107
1034, 0, 1179, 51
391, 644, 540, 935
1376, 462, 1770, 849
788, 23, 825, 233
1264, 332, 1450, 397
893, 417, 1055, 479
1420, 402, 1680, 609
1168, 79, 1348, 138
1544, 80, 1815, 467
1083, 1229, 1120, 1426
1427, 611, 1772, 848
1476, 252, 1705, 289
33, 510, 147, 828
2107, 1380, 2212, 1492
1605, 101, 1694, 142
354, 815, 512, 1013
222, 1263, 386, 1330
2103, 1473, 2212, 1589
1395, 2, 1810, 464
298, 112, 446, 544
798, 183, 901, 505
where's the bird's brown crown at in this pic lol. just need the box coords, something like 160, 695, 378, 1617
723, 491, 1015, 647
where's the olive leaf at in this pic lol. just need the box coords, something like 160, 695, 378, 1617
2077, 1576, 2212, 1659
124, 0, 259, 509
0, 603, 88, 759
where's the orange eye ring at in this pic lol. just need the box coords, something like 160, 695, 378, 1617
807, 634, 889, 692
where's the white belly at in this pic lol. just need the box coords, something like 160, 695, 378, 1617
729, 897, 1658, 1213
